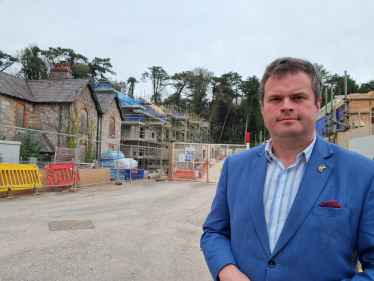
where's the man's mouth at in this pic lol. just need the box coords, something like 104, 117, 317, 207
278, 117, 298, 121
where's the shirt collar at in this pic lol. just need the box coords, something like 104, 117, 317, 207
264, 133, 317, 164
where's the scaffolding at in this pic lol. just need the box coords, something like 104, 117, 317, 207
316, 72, 374, 144
118, 92, 210, 172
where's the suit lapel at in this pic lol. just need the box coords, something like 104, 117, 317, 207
248, 149, 271, 257
271, 137, 334, 256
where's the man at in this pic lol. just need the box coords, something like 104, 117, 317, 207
201, 57, 374, 281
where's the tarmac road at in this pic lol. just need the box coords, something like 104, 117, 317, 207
0, 181, 217, 281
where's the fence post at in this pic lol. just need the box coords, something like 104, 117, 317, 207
130, 145, 132, 184
116, 144, 120, 185
72, 135, 80, 191
168, 142, 173, 181
160, 145, 163, 174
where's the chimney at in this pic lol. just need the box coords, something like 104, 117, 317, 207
50, 62, 73, 79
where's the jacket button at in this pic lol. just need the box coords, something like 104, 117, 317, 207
268, 260, 275, 268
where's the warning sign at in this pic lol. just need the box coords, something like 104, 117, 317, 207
185, 147, 195, 162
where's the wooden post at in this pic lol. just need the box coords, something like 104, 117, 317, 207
206, 159, 209, 183
188, 162, 191, 180
168, 142, 173, 181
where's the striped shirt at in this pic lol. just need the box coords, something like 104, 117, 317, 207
263, 134, 316, 253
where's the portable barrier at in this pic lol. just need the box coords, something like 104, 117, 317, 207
0, 164, 43, 198
45, 163, 80, 188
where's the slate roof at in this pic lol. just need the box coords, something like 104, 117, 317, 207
0, 72, 34, 101
96, 91, 117, 112
28, 78, 90, 102
0, 72, 125, 120
0, 72, 90, 103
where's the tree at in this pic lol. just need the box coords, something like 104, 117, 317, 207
239, 76, 262, 141
170, 71, 192, 106
42, 47, 88, 68
359, 80, 374, 93
325, 74, 360, 96
19, 128, 45, 161
112, 80, 127, 93
126, 77, 138, 98
17, 44, 48, 79
313, 63, 332, 83
186, 68, 212, 116
70, 63, 91, 78
141, 66, 169, 105
0, 50, 18, 72
89, 57, 116, 81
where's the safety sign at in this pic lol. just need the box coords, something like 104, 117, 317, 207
184, 147, 195, 162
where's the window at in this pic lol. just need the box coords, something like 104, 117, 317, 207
109, 118, 115, 136
140, 127, 144, 139
16, 104, 25, 127
152, 132, 155, 138
80, 110, 88, 133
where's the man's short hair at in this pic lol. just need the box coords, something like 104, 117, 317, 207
259, 57, 323, 105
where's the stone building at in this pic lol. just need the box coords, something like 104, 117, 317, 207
0, 63, 124, 162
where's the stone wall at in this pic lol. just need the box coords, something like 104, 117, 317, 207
100, 100, 121, 153
0, 86, 100, 163
0, 95, 33, 140
28, 85, 99, 152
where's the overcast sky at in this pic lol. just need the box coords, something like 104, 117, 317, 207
1, 0, 373, 97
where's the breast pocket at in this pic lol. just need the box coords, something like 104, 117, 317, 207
310, 206, 351, 240
312, 206, 351, 217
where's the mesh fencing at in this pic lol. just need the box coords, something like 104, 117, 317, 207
171, 142, 247, 183
0, 124, 169, 192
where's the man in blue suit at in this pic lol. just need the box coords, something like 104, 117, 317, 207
201, 57, 374, 281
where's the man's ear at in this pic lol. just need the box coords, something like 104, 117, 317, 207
316, 97, 322, 113
260, 101, 264, 114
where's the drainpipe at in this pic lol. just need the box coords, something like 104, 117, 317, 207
96, 111, 100, 161
58, 103, 62, 147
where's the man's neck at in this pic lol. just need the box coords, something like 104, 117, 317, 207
271, 134, 315, 168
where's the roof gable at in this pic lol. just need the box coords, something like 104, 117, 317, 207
0, 72, 34, 101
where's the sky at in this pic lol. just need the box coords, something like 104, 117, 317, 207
1, 0, 374, 97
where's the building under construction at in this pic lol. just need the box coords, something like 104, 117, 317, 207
93, 82, 210, 170
316, 89, 374, 148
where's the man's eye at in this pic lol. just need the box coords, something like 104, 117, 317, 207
295, 96, 304, 100
270, 98, 280, 102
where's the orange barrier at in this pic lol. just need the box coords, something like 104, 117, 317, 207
176, 170, 195, 179
45, 163, 80, 188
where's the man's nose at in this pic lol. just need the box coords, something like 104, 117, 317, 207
281, 99, 294, 112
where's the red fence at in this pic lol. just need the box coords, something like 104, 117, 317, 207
45, 163, 80, 188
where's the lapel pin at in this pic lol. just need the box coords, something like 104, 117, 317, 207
319, 165, 326, 172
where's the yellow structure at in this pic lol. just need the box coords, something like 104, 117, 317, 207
0, 164, 43, 197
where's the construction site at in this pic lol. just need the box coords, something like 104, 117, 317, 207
93, 82, 211, 171
315, 74, 374, 159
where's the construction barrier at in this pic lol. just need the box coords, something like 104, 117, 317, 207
0, 164, 43, 197
45, 163, 80, 188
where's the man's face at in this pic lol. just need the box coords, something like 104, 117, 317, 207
261, 71, 321, 140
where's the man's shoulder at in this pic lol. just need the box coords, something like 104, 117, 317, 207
318, 138, 374, 170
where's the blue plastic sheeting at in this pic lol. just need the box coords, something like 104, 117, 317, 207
315, 104, 348, 138
92, 83, 171, 122
91, 82, 142, 107
125, 115, 145, 122
119, 94, 142, 106
101, 151, 125, 160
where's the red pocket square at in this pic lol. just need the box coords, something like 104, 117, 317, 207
319, 200, 342, 208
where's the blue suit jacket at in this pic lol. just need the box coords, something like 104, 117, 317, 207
201, 136, 374, 281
